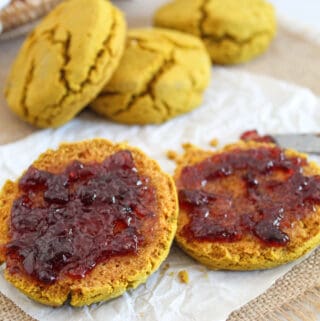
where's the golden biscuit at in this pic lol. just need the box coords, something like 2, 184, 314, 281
154, 0, 276, 64
173, 141, 320, 270
0, 139, 178, 306
90, 28, 211, 124
5, 0, 126, 128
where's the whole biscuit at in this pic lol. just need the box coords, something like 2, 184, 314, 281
174, 141, 320, 270
0, 139, 178, 306
154, 0, 276, 64
90, 28, 211, 124
5, 0, 126, 128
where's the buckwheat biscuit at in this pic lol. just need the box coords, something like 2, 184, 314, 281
154, 0, 276, 64
90, 28, 211, 124
5, 0, 126, 128
173, 141, 320, 270
0, 139, 178, 306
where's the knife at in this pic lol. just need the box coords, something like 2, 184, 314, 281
240, 131, 320, 155
271, 133, 320, 155
272, 134, 320, 155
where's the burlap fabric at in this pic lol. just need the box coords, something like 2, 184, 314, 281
0, 0, 63, 38
0, 22, 319, 321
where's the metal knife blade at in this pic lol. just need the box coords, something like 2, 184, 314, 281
272, 133, 320, 154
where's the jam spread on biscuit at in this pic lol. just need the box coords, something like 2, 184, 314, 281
6, 150, 157, 284
240, 129, 276, 144
178, 146, 320, 246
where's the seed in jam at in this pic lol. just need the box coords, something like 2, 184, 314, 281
178, 146, 320, 246
6, 150, 157, 285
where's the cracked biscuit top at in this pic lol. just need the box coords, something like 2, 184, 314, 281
5, 0, 126, 128
90, 28, 211, 124
174, 141, 320, 270
154, 0, 276, 64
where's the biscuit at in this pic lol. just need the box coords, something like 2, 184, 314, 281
0, 139, 178, 306
154, 0, 276, 64
90, 28, 211, 124
5, 0, 126, 128
173, 141, 320, 270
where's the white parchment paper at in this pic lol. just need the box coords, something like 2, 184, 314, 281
0, 68, 320, 321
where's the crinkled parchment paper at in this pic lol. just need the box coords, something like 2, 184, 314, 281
0, 69, 320, 321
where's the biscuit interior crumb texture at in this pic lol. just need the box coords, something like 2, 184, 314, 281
174, 141, 320, 270
0, 139, 178, 306
154, 0, 276, 64
5, 0, 126, 128
178, 270, 189, 283
90, 28, 211, 124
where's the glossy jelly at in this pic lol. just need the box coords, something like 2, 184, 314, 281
6, 150, 157, 284
178, 146, 320, 246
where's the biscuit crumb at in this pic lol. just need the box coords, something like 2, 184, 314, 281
178, 270, 189, 284
182, 142, 193, 150
166, 150, 178, 161
169, 272, 175, 277
181, 142, 199, 151
209, 138, 219, 147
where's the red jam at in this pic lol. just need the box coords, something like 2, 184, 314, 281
240, 130, 276, 144
178, 146, 320, 246
6, 151, 157, 285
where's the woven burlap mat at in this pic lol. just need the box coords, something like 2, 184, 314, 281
0, 22, 319, 321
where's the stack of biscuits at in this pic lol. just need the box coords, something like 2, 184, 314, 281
4, 0, 276, 128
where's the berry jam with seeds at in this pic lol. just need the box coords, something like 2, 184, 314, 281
6, 150, 157, 285
177, 146, 320, 246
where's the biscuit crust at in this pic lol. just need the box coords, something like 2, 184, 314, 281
0, 139, 178, 306
90, 28, 211, 124
154, 0, 276, 64
5, 0, 126, 128
174, 141, 320, 270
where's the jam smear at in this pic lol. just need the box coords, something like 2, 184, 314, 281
178, 146, 320, 246
240, 130, 276, 144
6, 151, 157, 285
